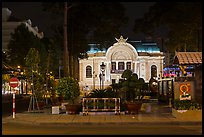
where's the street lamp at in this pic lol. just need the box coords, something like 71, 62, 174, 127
17, 65, 20, 72
19, 71, 24, 94
99, 73, 102, 89
16, 66, 20, 94
100, 62, 106, 90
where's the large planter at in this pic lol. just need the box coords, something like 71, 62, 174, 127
65, 104, 80, 114
125, 102, 142, 114
172, 108, 202, 121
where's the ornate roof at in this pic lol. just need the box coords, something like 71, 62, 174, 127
87, 44, 106, 54
87, 36, 161, 55
129, 42, 160, 53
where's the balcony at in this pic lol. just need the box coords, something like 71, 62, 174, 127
110, 70, 123, 74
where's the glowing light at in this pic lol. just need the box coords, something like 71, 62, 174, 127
136, 44, 160, 53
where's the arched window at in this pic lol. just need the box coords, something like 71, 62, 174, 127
86, 66, 92, 78
126, 62, 131, 70
118, 62, 124, 70
151, 65, 157, 78
111, 62, 116, 70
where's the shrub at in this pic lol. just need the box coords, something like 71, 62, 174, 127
56, 76, 80, 104
120, 70, 147, 102
173, 99, 202, 110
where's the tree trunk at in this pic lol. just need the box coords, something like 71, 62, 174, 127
74, 55, 79, 80
63, 2, 69, 77
69, 54, 74, 77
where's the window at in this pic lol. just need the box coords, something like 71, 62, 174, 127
86, 66, 92, 78
127, 62, 131, 70
118, 62, 124, 70
111, 62, 116, 70
151, 65, 157, 78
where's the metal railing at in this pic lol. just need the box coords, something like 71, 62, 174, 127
82, 98, 120, 115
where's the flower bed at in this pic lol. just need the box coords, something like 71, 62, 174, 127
172, 99, 202, 121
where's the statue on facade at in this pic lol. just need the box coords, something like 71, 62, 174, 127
115, 36, 128, 43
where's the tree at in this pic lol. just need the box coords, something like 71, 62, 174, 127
25, 48, 41, 94
40, 36, 63, 79
2, 51, 9, 65
42, 2, 128, 78
63, 2, 69, 77
7, 23, 43, 67
6, 22, 59, 80
133, 2, 202, 53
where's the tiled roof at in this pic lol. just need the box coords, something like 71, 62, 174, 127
174, 52, 202, 64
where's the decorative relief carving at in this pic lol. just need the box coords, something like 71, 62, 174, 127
112, 51, 131, 60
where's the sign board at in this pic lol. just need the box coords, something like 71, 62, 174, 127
9, 77, 19, 88
179, 83, 191, 100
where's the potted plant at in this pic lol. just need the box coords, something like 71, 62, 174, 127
120, 69, 147, 114
56, 76, 81, 114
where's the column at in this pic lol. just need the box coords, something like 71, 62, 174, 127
116, 61, 118, 71
132, 62, 135, 72
106, 62, 111, 81
124, 61, 127, 70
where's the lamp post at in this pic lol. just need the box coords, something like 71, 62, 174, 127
17, 66, 25, 94
100, 62, 106, 90
17, 66, 21, 94
20, 71, 24, 94
93, 71, 95, 90
92, 55, 95, 90
99, 73, 102, 89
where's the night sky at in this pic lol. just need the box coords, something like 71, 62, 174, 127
2, 2, 155, 40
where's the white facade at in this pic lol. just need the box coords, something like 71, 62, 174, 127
2, 8, 44, 53
79, 36, 164, 91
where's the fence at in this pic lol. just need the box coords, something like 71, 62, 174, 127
82, 98, 120, 115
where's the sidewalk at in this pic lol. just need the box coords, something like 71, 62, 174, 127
2, 103, 202, 126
